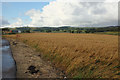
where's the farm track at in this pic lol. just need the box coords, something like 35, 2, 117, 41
7, 38, 65, 78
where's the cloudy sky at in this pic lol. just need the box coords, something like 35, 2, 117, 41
1, 0, 119, 27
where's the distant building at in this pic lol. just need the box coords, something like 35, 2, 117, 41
11, 30, 18, 33
16, 27, 31, 33
18, 30, 21, 33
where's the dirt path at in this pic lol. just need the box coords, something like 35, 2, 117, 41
7, 39, 65, 78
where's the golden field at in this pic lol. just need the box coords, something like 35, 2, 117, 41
4, 33, 119, 78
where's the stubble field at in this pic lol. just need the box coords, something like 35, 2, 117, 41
4, 33, 119, 78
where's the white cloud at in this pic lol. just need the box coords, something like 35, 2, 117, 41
25, 9, 43, 27
10, 18, 24, 27
25, 0, 118, 27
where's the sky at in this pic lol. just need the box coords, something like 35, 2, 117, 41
0, 0, 119, 27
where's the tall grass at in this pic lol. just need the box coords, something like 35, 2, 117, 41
4, 33, 119, 78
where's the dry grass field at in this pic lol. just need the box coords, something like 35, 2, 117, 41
4, 33, 119, 78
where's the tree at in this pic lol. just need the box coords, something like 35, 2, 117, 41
63, 30, 67, 32
85, 30, 90, 33
71, 30, 74, 33
76, 30, 82, 33
2, 28, 9, 32
46, 30, 52, 33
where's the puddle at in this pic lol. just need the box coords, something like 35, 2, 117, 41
0, 39, 16, 78
0, 46, 10, 51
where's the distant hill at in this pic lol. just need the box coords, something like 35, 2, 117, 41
1, 26, 119, 35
